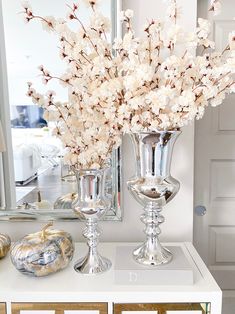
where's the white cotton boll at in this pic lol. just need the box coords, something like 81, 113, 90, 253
145, 91, 159, 105
43, 110, 60, 122
37, 95, 45, 107
128, 97, 141, 110
123, 75, 140, 91
83, 0, 100, 8
55, 22, 69, 34
209, 0, 222, 16
228, 31, 235, 50
181, 90, 196, 103
119, 11, 125, 22
90, 163, 101, 169
213, 2, 222, 16
63, 152, 73, 165
149, 21, 163, 34
226, 54, 235, 72
210, 92, 226, 107
185, 32, 198, 48
196, 106, 205, 119
46, 90, 56, 97
122, 32, 135, 51
197, 18, 211, 39
158, 86, 176, 100
113, 38, 123, 50
149, 119, 160, 130
136, 64, 155, 82
203, 86, 218, 99
21, 1, 32, 10
166, 1, 182, 21
125, 9, 134, 19
131, 122, 143, 133
200, 38, 215, 49
41, 16, 56, 32
90, 12, 111, 33
96, 141, 109, 154
159, 114, 171, 129
230, 84, 235, 93
141, 111, 152, 122
171, 103, 180, 113
166, 24, 184, 44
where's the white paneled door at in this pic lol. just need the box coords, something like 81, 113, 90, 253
194, 0, 235, 311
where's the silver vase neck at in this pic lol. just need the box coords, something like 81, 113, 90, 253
73, 169, 106, 202
130, 131, 181, 178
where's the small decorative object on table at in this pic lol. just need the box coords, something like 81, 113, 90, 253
54, 192, 77, 210
72, 168, 111, 274
33, 191, 52, 210
119, 1, 235, 265
127, 131, 180, 266
0, 233, 11, 259
22, 0, 235, 269
22, 0, 123, 274
10, 222, 74, 276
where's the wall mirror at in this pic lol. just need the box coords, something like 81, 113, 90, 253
0, 0, 122, 221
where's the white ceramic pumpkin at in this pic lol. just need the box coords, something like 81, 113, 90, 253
0, 233, 11, 259
33, 191, 52, 210
10, 223, 74, 276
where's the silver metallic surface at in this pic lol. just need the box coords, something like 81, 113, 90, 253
127, 131, 181, 266
0, 148, 122, 221
10, 223, 74, 276
195, 205, 206, 216
0, 233, 11, 259
0, 0, 123, 222
73, 168, 112, 274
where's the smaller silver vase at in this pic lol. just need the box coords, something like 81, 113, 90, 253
72, 168, 111, 274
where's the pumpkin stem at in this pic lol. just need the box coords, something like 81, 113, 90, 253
41, 222, 53, 241
38, 191, 42, 203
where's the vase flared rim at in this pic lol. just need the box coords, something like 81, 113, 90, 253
129, 130, 181, 135
71, 167, 109, 175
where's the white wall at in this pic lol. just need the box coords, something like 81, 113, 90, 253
0, 0, 196, 243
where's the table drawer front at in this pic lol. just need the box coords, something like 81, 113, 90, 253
11, 303, 108, 314
0, 304, 6, 314
113, 303, 207, 314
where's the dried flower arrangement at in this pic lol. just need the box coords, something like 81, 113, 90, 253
116, 0, 235, 131
24, 0, 124, 169
23, 0, 235, 167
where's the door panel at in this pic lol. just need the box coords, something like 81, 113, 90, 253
209, 227, 235, 263
217, 99, 235, 131
194, 0, 235, 309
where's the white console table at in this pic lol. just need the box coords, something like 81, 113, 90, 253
0, 242, 222, 314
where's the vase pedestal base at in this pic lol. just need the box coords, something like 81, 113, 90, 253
74, 253, 112, 275
133, 241, 172, 266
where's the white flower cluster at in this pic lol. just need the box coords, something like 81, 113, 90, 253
24, 1, 123, 169
23, 0, 235, 168
209, 0, 222, 15
115, 2, 235, 131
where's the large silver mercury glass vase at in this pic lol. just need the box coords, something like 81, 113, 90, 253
127, 130, 181, 266
72, 168, 112, 274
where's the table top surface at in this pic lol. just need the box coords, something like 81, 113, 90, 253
0, 242, 221, 302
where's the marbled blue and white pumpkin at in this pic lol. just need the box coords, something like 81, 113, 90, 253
0, 233, 11, 259
10, 223, 74, 277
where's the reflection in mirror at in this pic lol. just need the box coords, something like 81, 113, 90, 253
0, 0, 122, 221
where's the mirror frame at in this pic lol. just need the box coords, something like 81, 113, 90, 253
0, 0, 123, 222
